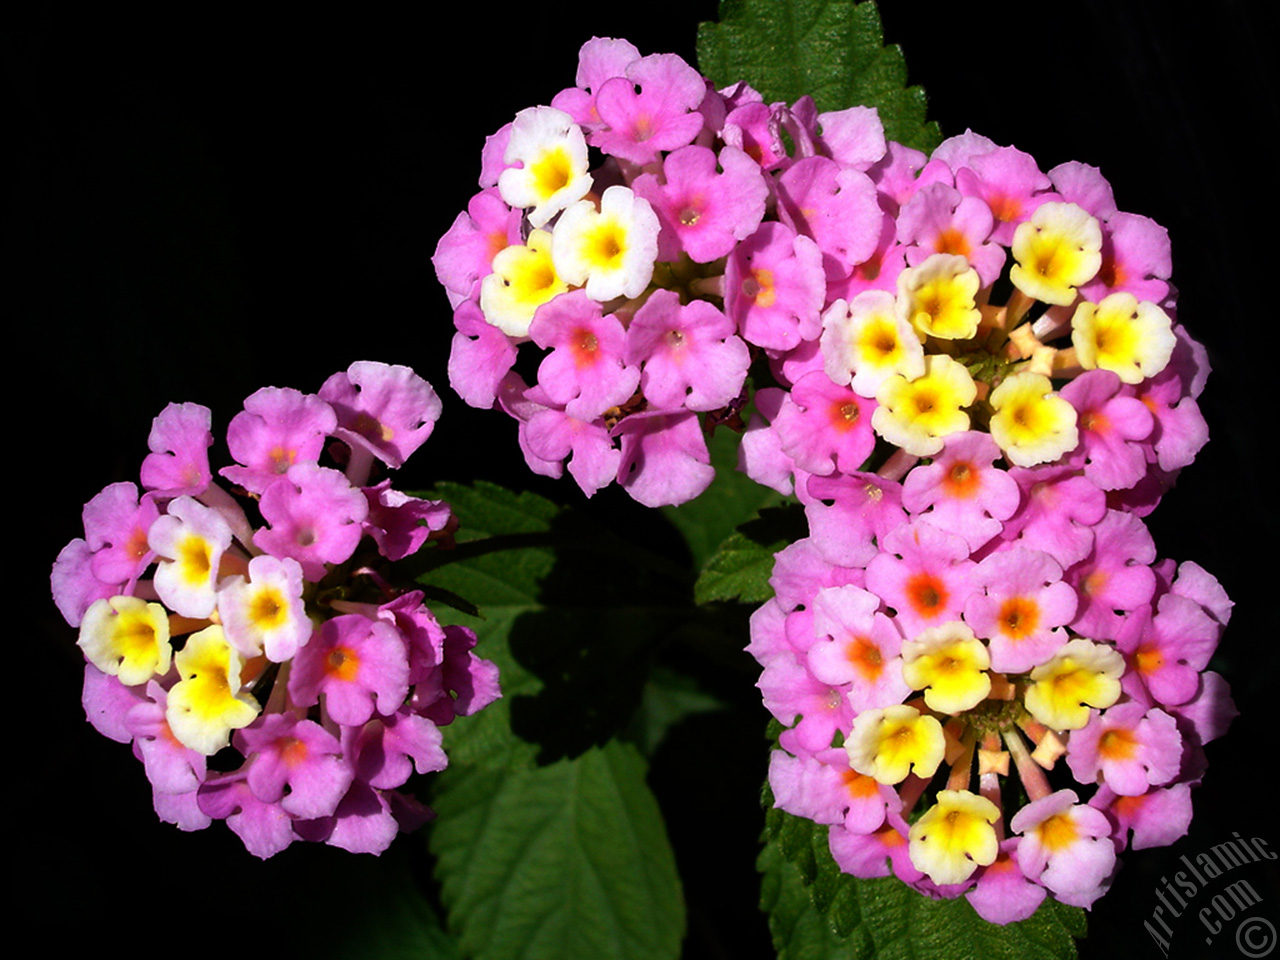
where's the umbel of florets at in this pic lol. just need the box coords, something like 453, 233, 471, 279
52, 361, 499, 857
433, 38, 1208, 514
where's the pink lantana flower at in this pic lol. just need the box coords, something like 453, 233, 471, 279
431, 187, 523, 309
289, 614, 411, 728
1010, 791, 1117, 909
140, 401, 213, 496
528, 290, 640, 422
901, 431, 1020, 553
772, 371, 877, 477
82, 481, 158, 586
448, 299, 519, 410
897, 182, 1006, 286
776, 155, 881, 280
952, 144, 1053, 245
222, 387, 337, 495
613, 409, 715, 507
319, 361, 442, 472
633, 144, 769, 263
253, 463, 368, 581
235, 713, 353, 820
625, 291, 749, 412
590, 52, 707, 164
724, 221, 826, 352
550, 36, 643, 129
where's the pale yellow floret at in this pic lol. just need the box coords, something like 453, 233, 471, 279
897, 253, 982, 341
1010, 202, 1103, 306
498, 106, 593, 228
551, 186, 659, 302
479, 229, 568, 338
77, 595, 172, 687
901, 622, 992, 714
872, 354, 976, 456
988, 371, 1079, 467
844, 704, 946, 785
822, 291, 926, 398
908, 789, 1001, 885
165, 625, 261, 755
1024, 638, 1124, 731
1071, 292, 1176, 384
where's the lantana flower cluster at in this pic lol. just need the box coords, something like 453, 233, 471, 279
51, 361, 499, 857
753, 465, 1234, 920
433, 36, 1233, 917
728, 106, 1235, 918
432, 37, 1209, 512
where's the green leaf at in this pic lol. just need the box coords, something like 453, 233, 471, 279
694, 502, 807, 604
759, 802, 1086, 960
623, 665, 728, 757
661, 422, 783, 572
416, 481, 690, 767
284, 844, 463, 960
697, 0, 941, 152
429, 740, 685, 960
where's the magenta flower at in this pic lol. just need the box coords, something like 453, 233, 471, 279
901, 431, 1020, 552
140, 401, 213, 496
528, 290, 640, 422
81, 481, 158, 586
625, 290, 749, 412
1010, 791, 1116, 909
776, 156, 881, 280
865, 519, 975, 638
724, 221, 826, 352
521, 401, 621, 499
550, 36, 642, 129
448, 299, 519, 410
235, 714, 353, 820
431, 187, 524, 309
1066, 701, 1183, 796
253, 462, 369, 581
772, 371, 877, 477
1061, 370, 1156, 491
897, 182, 1006, 286
589, 53, 708, 165
952, 144, 1053, 245
614, 408, 715, 507
221, 386, 337, 495
633, 144, 769, 263
429, 34, 1234, 925
319, 361, 442, 472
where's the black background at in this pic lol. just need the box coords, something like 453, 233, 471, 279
11, 3, 1277, 957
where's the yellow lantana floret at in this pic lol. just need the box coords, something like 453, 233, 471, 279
901, 622, 991, 714
1024, 638, 1124, 731
844, 704, 946, 785
897, 253, 982, 341
551, 185, 659, 302
165, 625, 261, 755
78, 595, 172, 687
479, 229, 568, 338
821, 291, 926, 398
988, 371, 1079, 467
1010, 201, 1103, 306
872, 354, 976, 456
908, 790, 1001, 885
497, 105, 592, 228
1071, 292, 1176, 384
